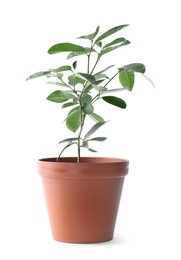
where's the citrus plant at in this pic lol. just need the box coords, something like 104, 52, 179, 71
26, 24, 153, 162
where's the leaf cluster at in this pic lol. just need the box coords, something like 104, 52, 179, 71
26, 25, 154, 162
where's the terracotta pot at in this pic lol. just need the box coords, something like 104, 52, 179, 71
38, 157, 129, 243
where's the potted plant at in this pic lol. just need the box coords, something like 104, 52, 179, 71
26, 24, 153, 243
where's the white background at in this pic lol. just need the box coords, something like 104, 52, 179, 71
0, 0, 181, 259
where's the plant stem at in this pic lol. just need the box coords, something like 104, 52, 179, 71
104, 71, 119, 88
77, 112, 86, 163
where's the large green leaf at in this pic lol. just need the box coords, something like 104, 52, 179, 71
95, 24, 129, 44
47, 90, 75, 103
119, 63, 146, 73
119, 71, 135, 90
102, 96, 127, 109
83, 121, 106, 140
66, 106, 81, 132
48, 43, 86, 54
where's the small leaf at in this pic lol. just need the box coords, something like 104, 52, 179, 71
82, 102, 94, 114
80, 93, 92, 104
76, 73, 96, 83
59, 137, 79, 144
103, 37, 125, 49
68, 75, 85, 86
83, 121, 106, 140
47, 82, 71, 88
67, 51, 86, 59
100, 40, 130, 56
77, 26, 99, 41
66, 106, 81, 132
119, 71, 135, 90
92, 84, 107, 92
67, 48, 94, 59
47, 90, 75, 103
93, 65, 114, 76
26, 70, 51, 81
88, 137, 107, 141
48, 42, 86, 54
102, 96, 127, 109
88, 148, 97, 152
93, 73, 108, 81
88, 113, 104, 123
103, 87, 128, 94
53, 65, 72, 72
72, 61, 77, 70
62, 102, 77, 108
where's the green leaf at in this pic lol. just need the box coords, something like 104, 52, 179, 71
83, 121, 106, 140
47, 90, 75, 103
88, 113, 104, 123
93, 65, 114, 77
59, 137, 79, 144
103, 37, 125, 49
102, 96, 127, 109
76, 73, 96, 83
48, 42, 86, 54
92, 84, 107, 92
47, 82, 71, 88
77, 26, 100, 41
82, 102, 94, 114
67, 51, 85, 59
88, 148, 97, 152
72, 61, 77, 70
100, 40, 130, 56
62, 102, 77, 108
93, 73, 108, 81
88, 137, 107, 141
26, 70, 51, 81
119, 71, 135, 90
119, 63, 146, 73
68, 75, 85, 86
67, 47, 94, 59
80, 93, 92, 104
53, 65, 72, 72
66, 106, 81, 132
95, 24, 129, 44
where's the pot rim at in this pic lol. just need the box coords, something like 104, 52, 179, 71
38, 157, 129, 179
38, 156, 129, 164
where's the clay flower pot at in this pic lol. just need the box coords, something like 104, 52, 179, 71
38, 157, 129, 243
